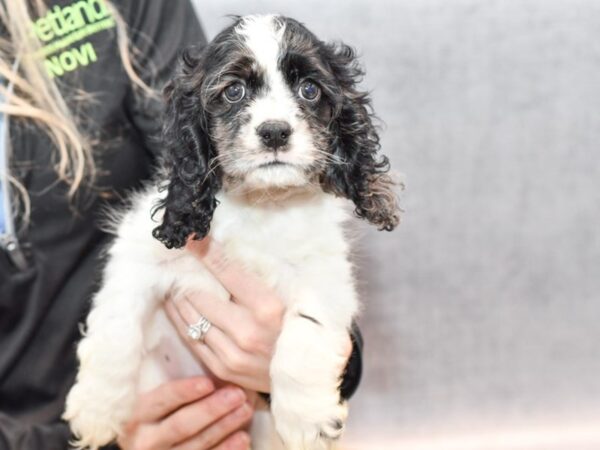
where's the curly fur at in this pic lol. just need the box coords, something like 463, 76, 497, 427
319, 43, 400, 231
151, 16, 399, 250
151, 47, 222, 249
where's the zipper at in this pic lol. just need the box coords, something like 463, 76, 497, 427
0, 235, 27, 271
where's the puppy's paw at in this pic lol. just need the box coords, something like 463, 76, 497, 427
63, 327, 142, 449
271, 396, 348, 450
269, 312, 353, 449
318, 415, 346, 441
63, 381, 120, 450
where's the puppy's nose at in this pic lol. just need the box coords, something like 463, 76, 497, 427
256, 121, 292, 150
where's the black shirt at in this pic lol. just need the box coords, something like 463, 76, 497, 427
0, 1, 205, 448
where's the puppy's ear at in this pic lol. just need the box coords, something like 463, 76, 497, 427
152, 47, 221, 249
321, 43, 400, 231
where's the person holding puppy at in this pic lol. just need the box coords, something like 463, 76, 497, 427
0, 1, 362, 449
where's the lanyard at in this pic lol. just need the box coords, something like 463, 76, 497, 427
0, 87, 7, 235
0, 60, 28, 271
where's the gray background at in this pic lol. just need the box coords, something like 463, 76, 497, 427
192, 1, 600, 447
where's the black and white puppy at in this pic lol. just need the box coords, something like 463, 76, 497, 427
64, 14, 399, 450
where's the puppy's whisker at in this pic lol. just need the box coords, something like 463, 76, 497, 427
312, 148, 349, 166
199, 156, 228, 185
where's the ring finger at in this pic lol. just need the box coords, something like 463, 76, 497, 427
174, 296, 217, 342
165, 298, 247, 379
171, 297, 264, 371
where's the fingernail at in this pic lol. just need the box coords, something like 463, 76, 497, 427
222, 387, 245, 405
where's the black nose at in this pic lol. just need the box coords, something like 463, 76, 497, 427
256, 121, 292, 150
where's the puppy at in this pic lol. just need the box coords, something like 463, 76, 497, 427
64, 14, 399, 450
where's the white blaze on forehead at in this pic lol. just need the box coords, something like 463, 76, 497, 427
235, 15, 285, 74
235, 15, 299, 129
231, 15, 318, 188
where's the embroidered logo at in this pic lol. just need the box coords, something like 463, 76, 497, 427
31, 0, 115, 78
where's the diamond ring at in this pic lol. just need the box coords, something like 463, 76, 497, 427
186, 315, 212, 342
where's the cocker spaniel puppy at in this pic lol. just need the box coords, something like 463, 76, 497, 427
64, 14, 399, 450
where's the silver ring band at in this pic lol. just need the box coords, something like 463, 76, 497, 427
186, 315, 212, 342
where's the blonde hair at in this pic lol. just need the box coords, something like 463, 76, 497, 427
0, 0, 155, 221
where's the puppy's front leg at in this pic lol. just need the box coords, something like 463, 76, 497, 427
270, 267, 358, 450
63, 252, 166, 449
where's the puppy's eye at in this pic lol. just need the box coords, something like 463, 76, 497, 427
224, 82, 245, 103
298, 80, 320, 101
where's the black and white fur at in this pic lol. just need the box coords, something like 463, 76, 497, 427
64, 15, 399, 450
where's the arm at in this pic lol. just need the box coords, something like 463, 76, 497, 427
0, 414, 71, 450
340, 321, 363, 400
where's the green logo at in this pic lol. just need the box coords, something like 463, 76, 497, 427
31, 0, 116, 78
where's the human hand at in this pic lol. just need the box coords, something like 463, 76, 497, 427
117, 376, 252, 450
165, 238, 285, 393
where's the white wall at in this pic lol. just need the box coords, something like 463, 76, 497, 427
192, 1, 600, 447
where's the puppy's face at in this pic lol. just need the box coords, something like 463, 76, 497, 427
201, 16, 337, 191
153, 15, 400, 249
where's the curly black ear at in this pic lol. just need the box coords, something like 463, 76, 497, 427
152, 47, 221, 249
321, 43, 401, 231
